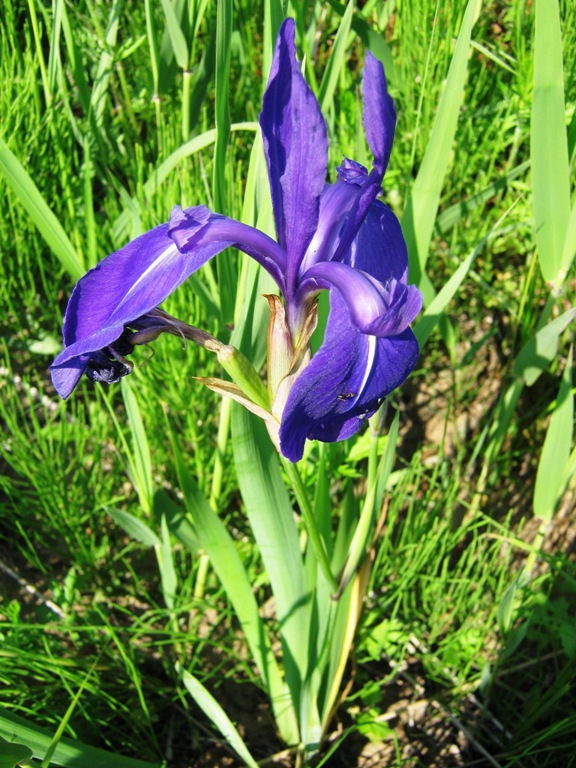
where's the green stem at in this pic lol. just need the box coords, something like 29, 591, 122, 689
182, 69, 192, 141
210, 396, 232, 510
282, 458, 338, 594
27, 0, 51, 107
193, 552, 210, 601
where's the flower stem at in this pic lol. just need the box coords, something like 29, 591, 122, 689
281, 458, 338, 594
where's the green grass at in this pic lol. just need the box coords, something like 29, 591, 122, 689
1, 0, 575, 766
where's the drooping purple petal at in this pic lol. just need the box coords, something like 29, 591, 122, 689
297, 260, 421, 337
260, 18, 328, 296
279, 291, 420, 462
51, 205, 287, 373
61, 223, 172, 346
51, 355, 91, 399
52, 224, 185, 380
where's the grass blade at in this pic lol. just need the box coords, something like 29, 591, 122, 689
60, 2, 91, 116
336, 411, 399, 598
144, 0, 160, 97
177, 665, 259, 768
263, 0, 285, 79
213, 0, 235, 325
47, 0, 64, 98
159, 0, 189, 70
121, 379, 154, 515
107, 507, 161, 548
0, 137, 83, 279
531, 0, 571, 286
0, 706, 161, 768
414, 244, 479, 348
533, 347, 574, 523
512, 308, 576, 386
318, 0, 354, 114
90, 0, 123, 129
401, 0, 481, 298
435, 161, 530, 235
0, 739, 33, 766
559, 196, 576, 286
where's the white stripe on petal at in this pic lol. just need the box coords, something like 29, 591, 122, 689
113, 244, 179, 314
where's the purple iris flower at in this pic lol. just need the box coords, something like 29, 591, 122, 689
50, 18, 422, 463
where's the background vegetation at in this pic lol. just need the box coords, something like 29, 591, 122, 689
1, 0, 575, 765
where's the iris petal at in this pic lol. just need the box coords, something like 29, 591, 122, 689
260, 18, 328, 296
279, 292, 419, 462
298, 180, 360, 273
51, 203, 289, 396
50, 354, 91, 400
297, 261, 421, 337
344, 199, 409, 284
362, 52, 396, 176
169, 205, 287, 291
61, 223, 173, 346
324, 53, 397, 265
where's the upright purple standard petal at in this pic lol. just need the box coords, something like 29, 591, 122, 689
362, 52, 396, 176
260, 18, 328, 297
321, 53, 397, 267
279, 292, 419, 462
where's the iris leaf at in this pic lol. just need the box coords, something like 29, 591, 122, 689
168, 430, 299, 745
231, 405, 311, 736
177, 665, 260, 768
512, 309, 576, 386
159, 0, 189, 70
0, 706, 160, 768
533, 347, 574, 523
531, 0, 571, 286
318, 0, 354, 114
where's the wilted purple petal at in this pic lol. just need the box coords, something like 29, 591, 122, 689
279, 291, 419, 462
260, 18, 328, 296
